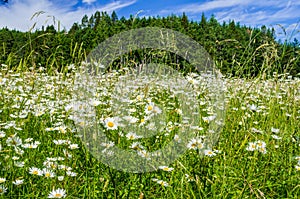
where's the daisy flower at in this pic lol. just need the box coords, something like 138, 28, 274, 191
57, 176, 64, 181
271, 127, 280, 134
126, 132, 141, 140
248, 104, 258, 111
156, 180, 170, 187
271, 135, 282, 140
90, 99, 101, 107
246, 140, 267, 154
13, 179, 24, 186
0, 131, 5, 138
251, 128, 263, 134
204, 149, 217, 157
202, 115, 216, 123
246, 142, 257, 151
175, 109, 182, 115
185, 174, 195, 182
43, 168, 55, 178
55, 126, 67, 134
257, 147, 267, 154
130, 142, 144, 150
15, 147, 24, 155
190, 126, 204, 131
139, 118, 146, 126
6, 135, 22, 147
48, 188, 66, 198
158, 166, 174, 172
0, 77, 7, 85
11, 156, 20, 160
123, 115, 139, 123
104, 117, 118, 130
68, 143, 79, 150
100, 141, 115, 148
0, 185, 7, 195
145, 102, 155, 114
136, 95, 143, 101
29, 167, 43, 176
22, 141, 40, 149
174, 134, 181, 143
187, 76, 199, 85
24, 138, 34, 142
53, 140, 67, 145
63, 149, 73, 159
187, 138, 204, 150
255, 140, 266, 149
0, 178, 5, 183
45, 127, 55, 131
58, 164, 72, 171
152, 106, 162, 114
43, 160, 58, 170
14, 161, 25, 167
137, 150, 151, 160
66, 171, 77, 177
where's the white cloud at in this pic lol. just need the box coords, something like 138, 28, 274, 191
82, 0, 97, 4
213, 1, 300, 40
171, 0, 297, 14
0, 0, 136, 31
159, 0, 300, 40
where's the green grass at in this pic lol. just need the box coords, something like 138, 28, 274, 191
0, 62, 299, 198
0, 17, 299, 198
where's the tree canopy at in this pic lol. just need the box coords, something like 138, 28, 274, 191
0, 11, 299, 77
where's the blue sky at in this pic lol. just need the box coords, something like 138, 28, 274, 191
0, 0, 299, 41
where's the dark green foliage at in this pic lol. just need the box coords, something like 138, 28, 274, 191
0, 11, 299, 77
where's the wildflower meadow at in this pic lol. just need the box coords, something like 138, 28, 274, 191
0, 17, 299, 199
0, 61, 299, 198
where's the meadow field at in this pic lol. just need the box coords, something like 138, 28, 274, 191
0, 12, 300, 198
0, 61, 299, 198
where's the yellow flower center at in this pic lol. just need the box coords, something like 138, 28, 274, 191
140, 119, 145, 123
33, 170, 38, 175
79, 121, 85, 127
55, 193, 62, 197
147, 105, 153, 111
107, 121, 114, 128
136, 95, 142, 101
45, 173, 50, 177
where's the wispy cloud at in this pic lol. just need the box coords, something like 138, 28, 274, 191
159, 0, 300, 40
170, 0, 296, 14
82, 0, 97, 4
0, 0, 136, 31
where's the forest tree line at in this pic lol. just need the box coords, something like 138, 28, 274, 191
0, 11, 299, 77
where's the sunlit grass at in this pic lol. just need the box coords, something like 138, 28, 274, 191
0, 62, 299, 198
